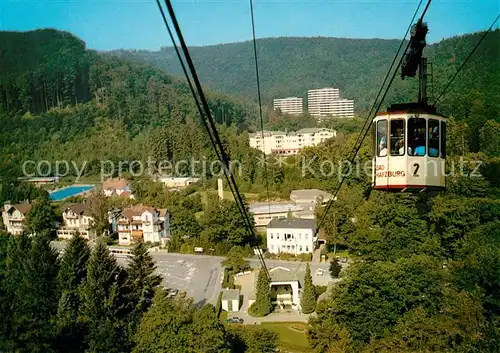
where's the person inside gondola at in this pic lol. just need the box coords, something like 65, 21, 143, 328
396, 137, 412, 155
428, 126, 439, 157
414, 134, 426, 156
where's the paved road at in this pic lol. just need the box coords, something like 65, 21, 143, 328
51, 242, 337, 306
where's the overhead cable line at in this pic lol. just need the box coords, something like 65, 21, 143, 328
249, 0, 272, 219
315, 0, 432, 235
434, 13, 500, 104
347, 0, 424, 161
157, 0, 270, 277
155, 0, 244, 223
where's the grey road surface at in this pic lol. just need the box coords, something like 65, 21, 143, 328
51, 242, 335, 306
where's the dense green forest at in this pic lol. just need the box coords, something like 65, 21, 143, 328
0, 231, 278, 352
108, 30, 500, 118
0, 28, 499, 352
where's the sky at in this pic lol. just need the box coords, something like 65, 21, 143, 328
1, 0, 498, 51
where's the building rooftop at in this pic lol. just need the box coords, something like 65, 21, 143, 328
267, 218, 316, 230
121, 204, 156, 219
61, 203, 91, 217
249, 202, 303, 215
295, 128, 334, 134
102, 178, 129, 190
156, 176, 200, 182
249, 128, 335, 138
5, 203, 32, 215
290, 189, 333, 203
222, 289, 240, 301
269, 266, 300, 283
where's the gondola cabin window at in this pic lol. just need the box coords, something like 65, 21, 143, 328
377, 119, 388, 157
440, 121, 446, 158
390, 119, 405, 156
408, 117, 427, 156
428, 119, 439, 157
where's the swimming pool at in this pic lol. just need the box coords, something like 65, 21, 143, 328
49, 185, 95, 201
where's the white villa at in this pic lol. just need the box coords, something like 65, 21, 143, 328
116, 204, 170, 245
269, 266, 302, 310
155, 176, 200, 189
58, 203, 94, 240
102, 178, 133, 198
2, 202, 32, 235
266, 218, 317, 255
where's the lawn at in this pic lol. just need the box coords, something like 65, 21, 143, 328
260, 322, 312, 353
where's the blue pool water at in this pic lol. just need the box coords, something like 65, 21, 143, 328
49, 185, 94, 201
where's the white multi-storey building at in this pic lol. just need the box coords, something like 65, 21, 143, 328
308, 87, 354, 118
266, 218, 317, 255
249, 127, 336, 155
273, 97, 303, 115
58, 203, 94, 240
116, 204, 170, 245
2, 202, 32, 235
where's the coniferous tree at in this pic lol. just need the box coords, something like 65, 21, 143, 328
8, 232, 60, 352
249, 268, 272, 317
55, 233, 90, 352
0, 233, 29, 351
127, 241, 162, 329
301, 263, 316, 314
58, 232, 91, 293
79, 239, 128, 352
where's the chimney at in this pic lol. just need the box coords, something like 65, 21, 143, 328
217, 178, 224, 200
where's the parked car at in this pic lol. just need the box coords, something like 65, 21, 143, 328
316, 269, 324, 276
225, 317, 244, 324
167, 289, 179, 297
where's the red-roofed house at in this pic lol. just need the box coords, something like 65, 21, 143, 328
116, 204, 170, 245
102, 178, 134, 198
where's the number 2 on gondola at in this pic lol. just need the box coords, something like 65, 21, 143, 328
413, 163, 420, 177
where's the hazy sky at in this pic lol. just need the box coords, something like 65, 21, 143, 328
1, 0, 498, 50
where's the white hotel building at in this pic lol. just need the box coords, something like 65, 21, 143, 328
273, 97, 303, 115
266, 218, 317, 255
249, 127, 336, 155
308, 87, 354, 118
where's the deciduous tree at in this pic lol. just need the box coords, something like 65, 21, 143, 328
86, 190, 110, 239
221, 245, 250, 275
329, 259, 342, 279
26, 195, 56, 235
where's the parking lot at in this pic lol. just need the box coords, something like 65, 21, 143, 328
150, 252, 222, 306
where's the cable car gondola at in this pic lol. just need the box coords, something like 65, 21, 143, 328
372, 20, 446, 192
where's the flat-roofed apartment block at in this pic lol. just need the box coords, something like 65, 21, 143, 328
308, 87, 354, 118
273, 97, 303, 115
250, 203, 307, 231
249, 128, 336, 155
117, 204, 170, 245
58, 203, 94, 240
2, 201, 32, 235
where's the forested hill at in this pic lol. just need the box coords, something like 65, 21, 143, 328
0, 29, 257, 123
108, 30, 500, 118
0, 29, 259, 179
